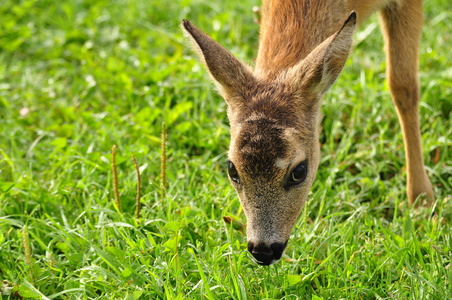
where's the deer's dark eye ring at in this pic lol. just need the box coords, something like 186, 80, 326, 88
227, 160, 240, 184
287, 160, 308, 187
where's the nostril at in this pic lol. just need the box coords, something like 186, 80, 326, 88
247, 241, 254, 253
247, 242, 273, 265
252, 243, 273, 255
270, 241, 287, 260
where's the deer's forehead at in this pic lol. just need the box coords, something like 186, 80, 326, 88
230, 115, 305, 179
237, 118, 287, 157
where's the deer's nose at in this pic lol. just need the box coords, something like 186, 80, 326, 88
247, 240, 287, 265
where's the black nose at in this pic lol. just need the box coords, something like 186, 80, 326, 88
247, 241, 288, 265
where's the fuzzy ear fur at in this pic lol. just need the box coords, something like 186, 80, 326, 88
181, 20, 257, 104
285, 11, 357, 95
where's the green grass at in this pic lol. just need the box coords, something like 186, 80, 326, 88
0, 0, 451, 299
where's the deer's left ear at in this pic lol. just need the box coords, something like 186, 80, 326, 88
182, 20, 257, 105
286, 11, 357, 95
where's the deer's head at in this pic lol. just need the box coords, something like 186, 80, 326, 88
182, 12, 356, 265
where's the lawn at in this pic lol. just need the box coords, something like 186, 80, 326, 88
0, 0, 451, 299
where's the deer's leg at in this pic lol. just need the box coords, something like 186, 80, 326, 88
379, 0, 433, 205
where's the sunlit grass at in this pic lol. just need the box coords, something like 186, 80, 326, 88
0, 0, 451, 299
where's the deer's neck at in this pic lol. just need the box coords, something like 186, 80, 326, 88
255, 0, 348, 79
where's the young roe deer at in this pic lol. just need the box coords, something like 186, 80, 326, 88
182, 0, 434, 265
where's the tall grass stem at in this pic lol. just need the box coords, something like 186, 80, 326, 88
111, 144, 122, 212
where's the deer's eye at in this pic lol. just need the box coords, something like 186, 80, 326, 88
287, 160, 308, 186
227, 160, 240, 184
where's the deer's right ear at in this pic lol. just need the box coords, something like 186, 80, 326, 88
181, 20, 256, 105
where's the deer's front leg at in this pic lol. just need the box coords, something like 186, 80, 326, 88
379, 0, 434, 205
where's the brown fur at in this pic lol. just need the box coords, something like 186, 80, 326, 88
182, 0, 434, 265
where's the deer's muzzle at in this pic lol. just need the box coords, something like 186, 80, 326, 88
247, 240, 288, 265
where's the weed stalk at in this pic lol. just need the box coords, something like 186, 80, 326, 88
132, 152, 141, 219
111, 144, 122, 212
22, 225, 34, 283
160, 122, 167, 200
